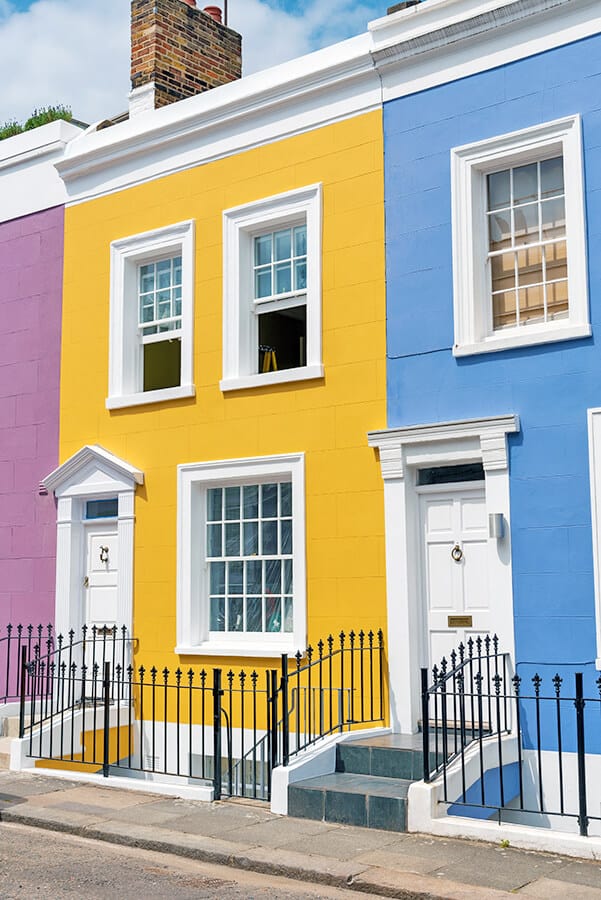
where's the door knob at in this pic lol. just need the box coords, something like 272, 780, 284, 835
451, 544, 463, 562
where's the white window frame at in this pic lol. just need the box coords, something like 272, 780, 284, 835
451, 116, 590, 357
221, 185, 323, 392
107, 220, 195, 409
588, 408, 601, 670
176, 453, 306, 657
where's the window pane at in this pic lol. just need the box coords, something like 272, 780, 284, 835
489, 212, 511, 251
519, 285, 544, 324
244, 520, 258, 556
280, 482, 292, 517
513, 163, 538, 203
275, 262, 292, 295
262, 483, 278, 518
157, 268, 171, 290
487, 170, 510, 211
283, 559, 293, 594
541, 197, 565, 239
246, 598, 262, 632
210, 561, 225, 595
243, 485, 258, 519
262, 521, 278, 555
284, 597, 293, 633
294, 225, 307, 257
274, 229, 291, 261
255, 234, 272, 266
255, 268, 272, 299
211, 597, 225, 631
545, 241, 568, 281
225, 486, 240, 520
247, 559, 262, 594
294, 260, 307, 292
266, 596, 281, 633
85, 498, 118, 519
228, 560, 243, 594
173, 256, 182, 283
491, 253, 515, 294
513, 202, 539, 245
207, 523, 222, 557
547, 279, 569, 318
540, 157, 564, 198
207, 488, 222, 522
143, 339, 181, 392
225, 522, 240, 556
265, 559, 281, 594
280, 519, 292, 554
228, 597, 244, 631
492, 289, 517, 329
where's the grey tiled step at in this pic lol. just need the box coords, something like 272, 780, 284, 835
288, 772, 413, 831
336, 733, 434, 781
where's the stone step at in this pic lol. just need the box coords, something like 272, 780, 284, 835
0, 715, 29, 738
288, 772, 412, 831
0, 735, 12, 769
336, 732, 434, 781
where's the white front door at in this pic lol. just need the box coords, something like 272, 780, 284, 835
84, 524, 119, 631
419, 484, 491, 671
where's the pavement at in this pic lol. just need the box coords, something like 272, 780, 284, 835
2, 772, 601, 900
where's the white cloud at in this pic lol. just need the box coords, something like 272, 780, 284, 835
0, 0, 381, 125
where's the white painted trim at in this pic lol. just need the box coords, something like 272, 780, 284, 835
106, 384, 196, 410
220, 365, 324, 393
222, 185, 322, 386
587, 408, 601, 669
451, 115, 589, 357
128, 82, 156, 118
56, 35, 379, 204
0, 120, 83, 172
42, 445, 143, 638
108, 220, 195, 408
368, 416, 519, 733
370, 0, 601, 104
176, 453, 306, 657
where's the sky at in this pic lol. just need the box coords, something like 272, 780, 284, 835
0, 0, 384, 126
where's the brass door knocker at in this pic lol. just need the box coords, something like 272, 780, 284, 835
99, 546, 109, 564
451, 544, 463, 562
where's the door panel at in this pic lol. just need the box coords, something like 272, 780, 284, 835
85, 526, 119, 629
421, 486, 489, 671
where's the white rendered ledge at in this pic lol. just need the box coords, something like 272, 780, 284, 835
175, 642, 297, 659
453, 322, 592, 357
220, 364, 324, 392
106, 384, 195, 410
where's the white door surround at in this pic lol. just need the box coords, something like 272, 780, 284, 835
42, 445, 144, 639
368, 415, 519, 734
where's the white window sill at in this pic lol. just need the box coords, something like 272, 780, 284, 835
106, 384, 195, 410
220, 364, 324, 393
175, 641, 297, 659
453, 322, 592, 358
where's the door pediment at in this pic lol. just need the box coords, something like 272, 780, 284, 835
42, 445, 144, 498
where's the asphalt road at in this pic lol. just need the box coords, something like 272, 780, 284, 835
0, 822, 386, 900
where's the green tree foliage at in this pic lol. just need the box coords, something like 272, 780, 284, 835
0, 105, 73, 141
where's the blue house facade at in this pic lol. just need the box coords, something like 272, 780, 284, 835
367, 0, 601, 825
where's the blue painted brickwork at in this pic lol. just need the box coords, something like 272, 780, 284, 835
384, 33, 601, 681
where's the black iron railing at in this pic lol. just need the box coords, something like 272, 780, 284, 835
422, 637, 601, 836
0, 624, 54, 703
20, 628, 386, 801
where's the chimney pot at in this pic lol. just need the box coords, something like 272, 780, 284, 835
182, 0, 197, 6
203, 5, 222, 23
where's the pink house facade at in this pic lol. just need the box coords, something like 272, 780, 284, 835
0, 121, 83, 630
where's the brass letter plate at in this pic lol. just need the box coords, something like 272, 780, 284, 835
448, 615, 473, 628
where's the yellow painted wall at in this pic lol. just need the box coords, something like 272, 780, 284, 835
61, 111, 387, 689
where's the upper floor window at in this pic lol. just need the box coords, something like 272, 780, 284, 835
107, 221, 195, 410
452, 116, 589, 356
221, 185, 323, 392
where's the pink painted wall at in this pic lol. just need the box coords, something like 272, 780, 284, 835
0, 205, 63, 627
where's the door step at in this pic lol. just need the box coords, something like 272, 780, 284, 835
288, 733, 431, 832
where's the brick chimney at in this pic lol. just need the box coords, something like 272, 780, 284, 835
129, 0, 242, 117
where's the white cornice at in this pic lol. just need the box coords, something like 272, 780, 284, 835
56, 33, 379, 204
43, 445, 144, 493
369, 0, 601, 102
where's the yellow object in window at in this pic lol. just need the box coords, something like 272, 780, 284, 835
260, 346, 278, 373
